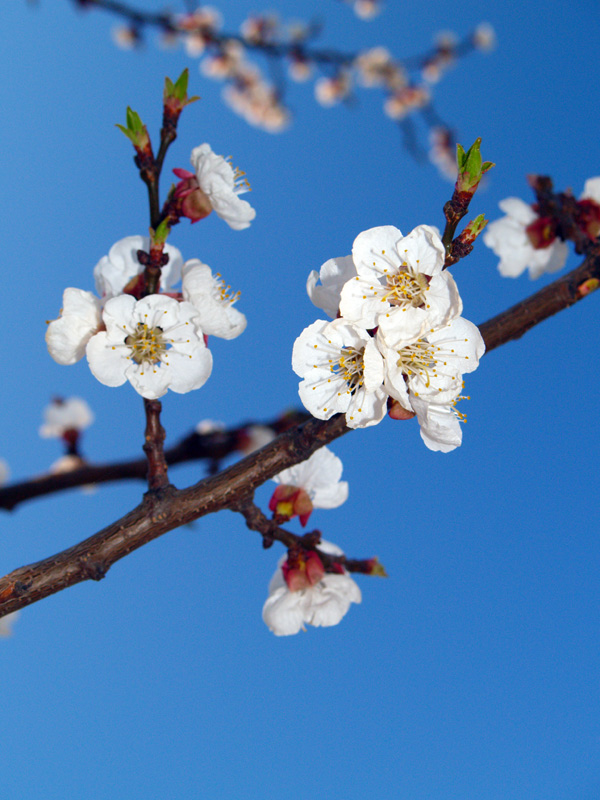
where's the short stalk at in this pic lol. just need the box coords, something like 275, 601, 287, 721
143, 398, 169, 491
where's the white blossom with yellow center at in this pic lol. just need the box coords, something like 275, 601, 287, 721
292, 318, 387, 429
339, 224, 462, 341
182, 259, 247, 339
86, 294, 212, 400
378, 316, 485, 451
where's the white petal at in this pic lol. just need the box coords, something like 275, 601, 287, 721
86, 332, 129, 388
307, 255, 356, 319
46, 289, 102, 365
262, 587, 306, 636
498, 197, 537, 225
580, 177, 600, 203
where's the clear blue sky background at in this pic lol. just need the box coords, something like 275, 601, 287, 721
1, 1, 599, 798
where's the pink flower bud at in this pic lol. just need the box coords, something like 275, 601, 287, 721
282, 550, 325, 591
269, 485, 314, 526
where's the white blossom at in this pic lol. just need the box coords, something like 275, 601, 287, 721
39, 397, 94, 438
292, 318, 387, 429
86, 294, 212, 400
272, 446, 349, 510
182, 259, 247, 339
94, 236, 183, 300
306, 255, 357, 319
483, 197, 568, 279
379, 316, 485, 451
46, 288, 102, 366
340, 225, 461, 340
262, 541, 361, 636
190, 143, 256, 230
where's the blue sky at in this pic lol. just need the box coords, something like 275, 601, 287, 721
1, 1, 599, 798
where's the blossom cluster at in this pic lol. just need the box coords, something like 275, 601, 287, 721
484, 177, 600, 279
294, 224, 485, 452
46, 144, 252, 400
110, 6, 494, 161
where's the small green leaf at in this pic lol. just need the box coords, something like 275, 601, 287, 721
115, 123, 137, 144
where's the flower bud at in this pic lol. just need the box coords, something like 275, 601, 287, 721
269, 485, 314, 526
455, 138, 494, 194
282, 550, 325, 592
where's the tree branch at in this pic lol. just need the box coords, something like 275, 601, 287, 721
1, 249, 599, 618
0, 410, 309, 511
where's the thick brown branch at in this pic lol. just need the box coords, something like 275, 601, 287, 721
0, 414, 348, 616
478, 245, 600, 353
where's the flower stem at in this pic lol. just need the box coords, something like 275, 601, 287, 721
142, 398, 169, 491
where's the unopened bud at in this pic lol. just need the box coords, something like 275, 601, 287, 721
116, 106, 152, 154
456, 138, 494, 194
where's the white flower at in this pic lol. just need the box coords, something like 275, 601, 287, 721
483, 198, 568, 279
190, 143, 256, 230
39, 397, 94, 438
262, 541, 362, 636
379, 316, 485, 451
306, 255, 357, 319
182, 259, 247, 339
272, 446, 349, 513
46, 288, 103, 366
292, 318, 388, 429
0, 611, 19, 638
94, 236, 183, 300
86, 294, 212, 400
340, 225, 461, 341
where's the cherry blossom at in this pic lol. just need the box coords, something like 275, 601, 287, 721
306, 255, 356, 319
340, 224, 461, 340
39, 397, 94, 439
483, 198, 568, 279
86, 294, 212, 400
378, 316, 485, 451
269, 446, 348, 525
175, 143, 255, 230
94, 236, 183, 300
262, 541, 362, 636
292, 318, 387, 429
182, 260, 247, 339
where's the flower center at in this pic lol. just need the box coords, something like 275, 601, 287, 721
382, 267, 429, 307
396, 339, 437, 387
334, 346, 365, 393
227, 158, 251, 194
214, 273, 241, 305
125, 323, 168, 365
